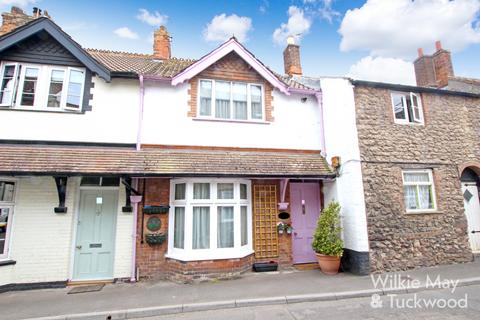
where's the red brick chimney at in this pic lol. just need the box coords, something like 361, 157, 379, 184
153, 26, 171, 60
0, 6, 51, 36
414, 41, 454, 88
283, 36, 302, 76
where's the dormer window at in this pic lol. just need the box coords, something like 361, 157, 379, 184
0, 62, 85, 112
391, 92, 423, 125
198, 79, 264, 121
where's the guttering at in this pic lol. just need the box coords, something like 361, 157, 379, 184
129, 178, 141, 282
287, 87, 327, 157
136, 75, 145, 151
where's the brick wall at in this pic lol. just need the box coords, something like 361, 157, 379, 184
187, 52, 274, 121
354, 85, 480, 272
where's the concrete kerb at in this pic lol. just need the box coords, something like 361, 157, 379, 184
25, 280, 480, 320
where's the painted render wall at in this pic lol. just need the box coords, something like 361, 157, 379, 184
0, 77, 139, 144
320, 78, 370, 273
0, 176, 132, 286
141, 81, 323, 150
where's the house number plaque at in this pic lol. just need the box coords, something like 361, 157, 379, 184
146, 216, 161, 232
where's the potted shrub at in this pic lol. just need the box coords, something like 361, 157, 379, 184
277, 222, 285, 234
311, 201, 344, 275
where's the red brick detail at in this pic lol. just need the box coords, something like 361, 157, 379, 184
164, 255, 254, 283
153, 26, 171, 60
0, 7, 35, 35
135, 178, 171, 279
187, 52, 274, 122
414, 42, 454, 88
432, 49, 454, 88
283, 44, 302, 76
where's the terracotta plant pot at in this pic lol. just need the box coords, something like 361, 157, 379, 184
315, 253, 341, 275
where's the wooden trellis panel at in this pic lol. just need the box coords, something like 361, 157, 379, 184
253, 184, 278, 259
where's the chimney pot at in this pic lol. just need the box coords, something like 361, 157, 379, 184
435, 40, 442, 51
417, 48, 424, 57
153, 25, 171, 60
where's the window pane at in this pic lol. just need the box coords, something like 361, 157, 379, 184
0, 181, 15, 202
241, 206, 247, 246
199, 80, 212, 116
217, 206, 234, 248
240, 184, 247, 200
47, 70, 64, 108
404, 185, 417, 210
0, 207, 11, 255
80, 177, 101, 186
418, 185, 434, 209
233, 83, 247, 120
251, 85, 262, 119
217, 183, 234, 199
404, 172, 430, 183
392, 94, 405, 120
175, 183, 186, 200
66, 70, 84, 109
193, 183, 210, 199
174, 207, 185, 249
21, 67, 38, 106
0, 65, 17, 105
192, 206, 210, 249
215, 81, 230, 119
101, 177, 120, 186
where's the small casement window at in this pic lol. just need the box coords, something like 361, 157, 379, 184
0, 180, 16, 259
0, 62, 86, 112
169, 180, 252, 261
80, 177, 120, 187
391, 92, 423, 124
198, 79, 264, 121
402, 170, 437, 213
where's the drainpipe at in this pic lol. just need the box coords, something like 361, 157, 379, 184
129, 178, 142, 282
315, 91, 327, 157
136, 75, 145, 151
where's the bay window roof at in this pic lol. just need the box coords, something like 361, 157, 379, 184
0, 144, 334, 178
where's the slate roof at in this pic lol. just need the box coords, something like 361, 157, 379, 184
445, 77, 480, 95
0, 144, 334, 177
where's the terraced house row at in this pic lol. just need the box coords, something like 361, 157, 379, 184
0, 7, 479, 291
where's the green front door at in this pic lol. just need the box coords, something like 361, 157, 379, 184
73, 189, 118, 281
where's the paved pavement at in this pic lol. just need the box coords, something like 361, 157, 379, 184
146, 285, 480, 320
1, 260, 479, 319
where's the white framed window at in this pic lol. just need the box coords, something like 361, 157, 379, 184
391, 92, 423, 125
198, 79, 264, 122
0, 61, 86, 112
168, 179, 253, 261
0, 179, 16, 260
402, 170, 437, 213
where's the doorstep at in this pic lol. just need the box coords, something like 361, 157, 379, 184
67, 279, 114, 287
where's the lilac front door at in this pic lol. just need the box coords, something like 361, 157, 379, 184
290, 183, 321, 264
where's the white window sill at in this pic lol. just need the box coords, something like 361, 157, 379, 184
166, 247, 254, 262
405, 210, 441, 215
393, 120, 424, 126
0, 106, 83, 114
193, 118, 270, 125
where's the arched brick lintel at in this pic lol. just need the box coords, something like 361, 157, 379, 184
459, 162, 480, 177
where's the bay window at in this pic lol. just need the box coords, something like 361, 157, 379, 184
0, 62, 85, 112
198, 79, 264, 121
0, 180, 16, 259
168, 179, 253, 261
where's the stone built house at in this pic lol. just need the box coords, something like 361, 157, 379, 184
0, 7, 478, 290
341, 42, 480, 273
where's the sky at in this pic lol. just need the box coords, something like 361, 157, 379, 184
1, 0, 480, 85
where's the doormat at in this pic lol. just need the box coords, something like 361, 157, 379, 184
68, 284, 105, 294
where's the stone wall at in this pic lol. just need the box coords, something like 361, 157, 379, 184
354, 85, 480, 272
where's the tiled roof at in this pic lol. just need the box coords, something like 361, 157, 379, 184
0, 145, 334, 177
86, 48, 314, 90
